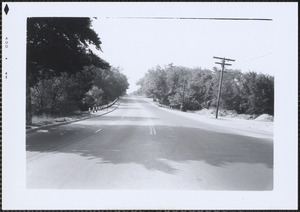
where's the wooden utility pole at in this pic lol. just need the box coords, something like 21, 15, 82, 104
213, 56, 235, 119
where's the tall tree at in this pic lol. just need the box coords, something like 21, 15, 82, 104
26, 18, 109, 124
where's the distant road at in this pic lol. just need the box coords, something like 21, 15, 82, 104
27, 96, 273, 190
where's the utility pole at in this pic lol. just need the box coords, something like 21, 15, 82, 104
213, 56, 235, 119
182, 76, 186, 110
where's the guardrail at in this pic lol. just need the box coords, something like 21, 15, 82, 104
88, 97, 119, 113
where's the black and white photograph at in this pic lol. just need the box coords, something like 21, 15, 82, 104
2, 2, 298, 210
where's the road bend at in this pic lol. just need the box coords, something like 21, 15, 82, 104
26, 96, 273, 190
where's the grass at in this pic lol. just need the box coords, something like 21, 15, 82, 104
32, 114, 56, 125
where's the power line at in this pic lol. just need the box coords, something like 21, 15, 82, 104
106, 17, 273, 21
238, 42, 274, 57
235, 53, 272, 65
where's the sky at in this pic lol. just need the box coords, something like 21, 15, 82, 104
89, 3, 297, 93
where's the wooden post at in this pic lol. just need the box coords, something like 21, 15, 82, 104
213, 56, 235, 119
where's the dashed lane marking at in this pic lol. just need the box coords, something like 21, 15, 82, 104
95, 129, 102, 133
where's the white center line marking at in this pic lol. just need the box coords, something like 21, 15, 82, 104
95, 129, 102, 133
152, 125, 157, 135
149, 125, 153, 134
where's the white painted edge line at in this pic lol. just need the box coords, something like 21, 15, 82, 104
95, 129, 102, 133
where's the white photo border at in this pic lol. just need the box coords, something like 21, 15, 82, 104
2, 2, 298, 210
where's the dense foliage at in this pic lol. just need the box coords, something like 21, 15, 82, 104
27, 18, 128, 123
136, 64, 274, 115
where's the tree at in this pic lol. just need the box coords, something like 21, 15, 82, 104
218, 70, 243, 112
174, 67, 191, 110
110, 67, 130, 98
30, 72, 83, 115
240, 72, 274, 115
135, 78, 146, 96
139, 66, 168, 102
137, 64, 274, 116
165, 65, 182, 107
26, 18, 109, 124
64, 66, 98, 111
187, 68, 213, 109
92, 67, 129, 101
31, 68, 97, 115
165, 64, 179, 94
27, 18, 108, 85
255, 74, 274, 115
82, 86, 104, 108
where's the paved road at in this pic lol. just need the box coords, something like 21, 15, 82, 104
26, 96, 273, 190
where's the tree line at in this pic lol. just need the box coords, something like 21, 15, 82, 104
135, 64, 274, 115
27, 18, 129, 124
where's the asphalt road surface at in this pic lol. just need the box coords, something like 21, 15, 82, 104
27, 96, 273, 190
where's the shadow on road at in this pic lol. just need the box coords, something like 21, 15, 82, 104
27, 124, 273, 176
117, 107, 141, 110
91, 116, 158, 121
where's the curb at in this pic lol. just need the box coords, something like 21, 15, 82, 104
26, 101, 121, 133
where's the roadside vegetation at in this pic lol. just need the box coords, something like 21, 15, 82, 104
134, 64, 274, 116
27, 18, 129, 125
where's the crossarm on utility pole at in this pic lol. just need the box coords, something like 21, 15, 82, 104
213, 56, 235, 62
215, 62, 232, 66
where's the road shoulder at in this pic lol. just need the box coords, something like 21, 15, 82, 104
144, 97, 273, 140
26, 100, 121, 133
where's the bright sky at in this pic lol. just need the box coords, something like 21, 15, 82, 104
90, 3, 297, 93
